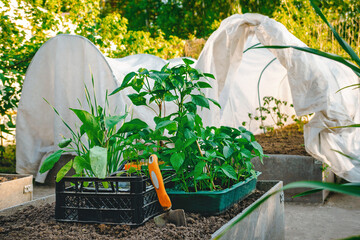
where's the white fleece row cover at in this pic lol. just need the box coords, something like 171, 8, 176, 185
16, 13, 360, 182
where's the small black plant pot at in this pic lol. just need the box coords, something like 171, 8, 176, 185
55, 175, 169, 226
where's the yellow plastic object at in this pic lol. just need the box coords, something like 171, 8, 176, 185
148, 154, 172, 211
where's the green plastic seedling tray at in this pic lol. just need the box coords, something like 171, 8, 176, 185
166, 172, 260, 215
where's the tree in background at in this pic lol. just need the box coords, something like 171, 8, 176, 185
0, 0, 184, 165
272, 0, 359, 59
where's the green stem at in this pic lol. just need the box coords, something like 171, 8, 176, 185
181, 171, 189, 192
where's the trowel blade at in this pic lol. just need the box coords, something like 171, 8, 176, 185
154, 209, 187, 227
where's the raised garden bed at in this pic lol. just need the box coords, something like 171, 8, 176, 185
0, 174, 33, 210
253, 124, 334, 203
0, 180, 284, 240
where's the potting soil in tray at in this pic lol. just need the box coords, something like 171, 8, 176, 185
0, 190, 264, 240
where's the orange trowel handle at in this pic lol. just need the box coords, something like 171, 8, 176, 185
148, 154, 172, 211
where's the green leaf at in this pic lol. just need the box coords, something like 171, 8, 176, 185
240, 131, 253, 142
191, 95, 210, 109
102, 182, 109, 188
203, 73, 215, 79
109, 72, 136, 95
183, 58, 195, 65
127, 166, 138, 175
90, 146, 107, 178
170, 152, 185, 171
336, 83, 360, 93
156, 120, 177, 131
256, 45, 360, 78
330, 124, 360, 129
208, 98, 221, 109
184, 102, 197, 113
39, 150, 64, 173
283, 181, 360, 197
194, 161, 206, 178
149, 71, 170, 82
251, 141, 263, 155
172, 75, 185, 88
331, 149, 359, 162
56, 159, 73, 182
184, 129, 197, 139
73, 155, 91, 174
291, 188, 323, 198
220, 164, 237, 180
128, 93, 147, 106
133, 76, 145, 92
105, 114, 127, 129
164, 93, 178, 101
138, 68, 149, 75
223, 146, 234, 159
58, 138, 72, 148
70, 108, 101, 144
195, 173, 210, 180
240, 148, 252, 159
182, 113, 195, 129
183, 137, 197, 148
118, 118, 148, 133
197, 81, 212, 89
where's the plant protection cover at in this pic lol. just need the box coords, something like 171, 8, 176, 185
16, 13, 360, 182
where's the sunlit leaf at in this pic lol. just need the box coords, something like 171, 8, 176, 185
183, 58, 195, 65
223, 146, 234, 158
56, 159, 73, 182
39, 150, 64, 173
70, 108, 101, 144
90, 146, 107, 179
105, 114, 127, 129
73, 155, 91, 174
251, 141, 263, 156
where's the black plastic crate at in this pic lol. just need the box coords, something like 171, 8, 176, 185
55, 175, 165, 226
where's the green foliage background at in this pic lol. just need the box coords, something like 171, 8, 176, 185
0, 0, 359, 171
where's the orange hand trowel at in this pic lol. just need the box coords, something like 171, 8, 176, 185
148, 154, 187, 227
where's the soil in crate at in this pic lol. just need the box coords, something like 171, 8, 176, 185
0, 190, 264, 240
255, 123, 310, 156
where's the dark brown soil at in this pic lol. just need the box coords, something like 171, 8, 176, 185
0, 191, 264, 240
255, 123, 309, 156
0, 176, 18, 183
